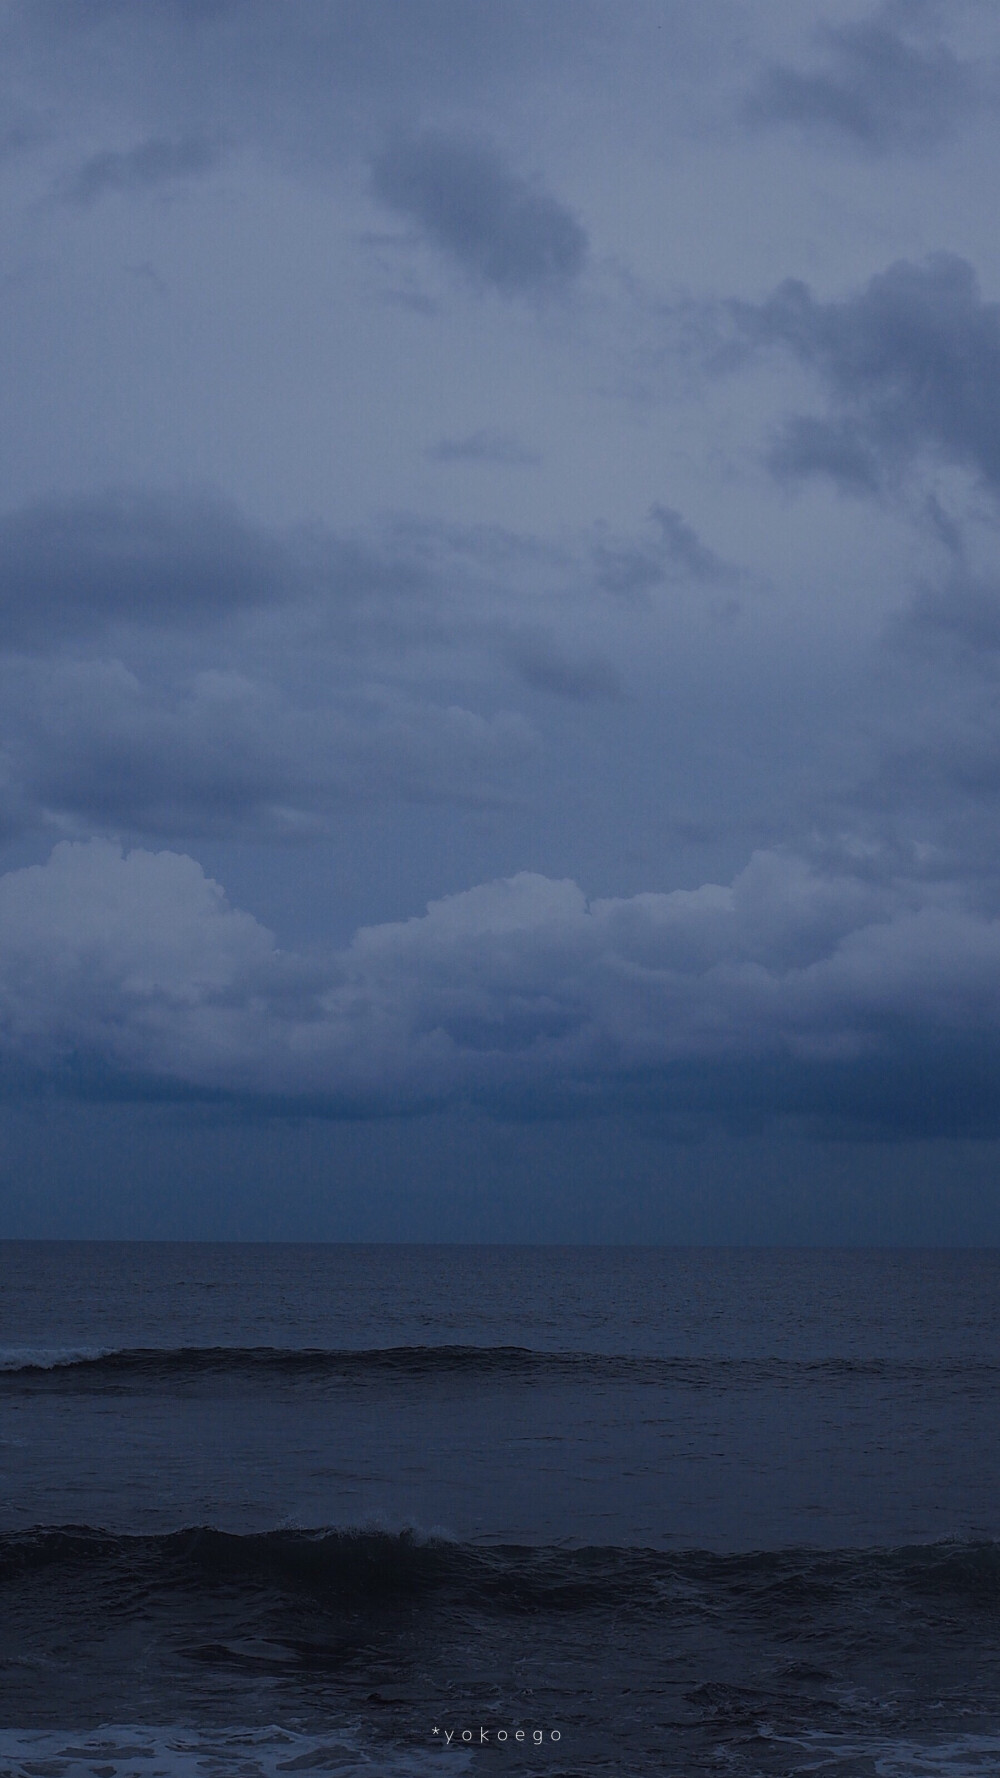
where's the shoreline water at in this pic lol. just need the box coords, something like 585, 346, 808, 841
2, 1245, 998, 1773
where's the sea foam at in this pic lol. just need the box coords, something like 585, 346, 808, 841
0, 1724, 471, 1777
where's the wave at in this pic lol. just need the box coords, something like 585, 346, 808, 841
0, 1724, 464, 1778
0, 1342, 617, 1383
2, 1342, 997, 1390
0, 1345, 116, 1373
4, 1530, 999, 1776
4, 1524, 1000, 1615
3, 1723, 1000, 1778
763, 1727, 1000, 1777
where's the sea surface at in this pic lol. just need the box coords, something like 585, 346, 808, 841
1, 1244, 999, 1776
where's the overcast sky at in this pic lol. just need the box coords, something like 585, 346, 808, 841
3, 0, 1000, 1240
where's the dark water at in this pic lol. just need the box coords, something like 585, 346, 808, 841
1, 1244, 999, 1775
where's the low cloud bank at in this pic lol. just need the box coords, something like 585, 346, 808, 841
3, 840, 1000, 1136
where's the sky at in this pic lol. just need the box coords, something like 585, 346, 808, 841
2, 0, 1000, 1240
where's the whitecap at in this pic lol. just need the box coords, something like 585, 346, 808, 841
0, 1724, 472, 1777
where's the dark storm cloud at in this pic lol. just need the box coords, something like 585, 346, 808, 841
921, 491, 965, 559
1, 484, 770, 845
59, 136, 222, 204
767, 416, 883, 493
0, 492, 571, 836
650, 504, 734, 583
0, 490, 298, 643
426, 430, 541, 466
593, 506, 734, 601
371, 132, 587, 293
4, 839, 1000, 1138
740, 255, 1000, 496
6, 660, 535, 839
501, 627, 623, 702
905, 572, 1000, 654
867, 556, 1000, 824
745, 16, 977, 152
592, 540, 664, 602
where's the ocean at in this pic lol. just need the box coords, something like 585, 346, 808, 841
1, 1243, 999, 1776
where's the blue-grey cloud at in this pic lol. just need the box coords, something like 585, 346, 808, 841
745, 17, 977, 152
592, 506, 734, 600
58, 135, 221, 204
592, 537, 665, 602
767, 416, 882, 493
426, 429, 541, 466
0, 492, 616, 837
0, 490, 297, 643
740, 255, 1000, 495
903, 566, 1000, 655
11, 1, 588, 160
649, 504, 735, 583
5, 657, 535, 839
0, 119, 43, 162
4, 839, 1000, 1139
500, 627, 623, 702
0, 478, 966, 889
7, 0, 1000, 1230
371, 131, 587, 293
867, 558, 1000, 829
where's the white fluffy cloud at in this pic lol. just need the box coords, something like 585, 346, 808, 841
3, 838, 1000, 1133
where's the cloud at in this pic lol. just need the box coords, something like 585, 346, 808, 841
739, 255, 1000, 496
7, 492, 750, 841
0, 490, 298, 644
744, 17, 977, 152
500, 627, 623, 702
7, 1, 591, 179
649, 504, 735, 583
903, 568, 1000, 656
58, 135, 221, 204
0, 118, 44, 163
4, 839, 1000, 1137
592, 505, 734, 600
3, 658, 536, 839
0, 490, 557, 835
426, 429, 540, 465
767, 415, 883, 493
370, 131, 587, 293
0, 839, 287, 1090
865, 562, 1000, 829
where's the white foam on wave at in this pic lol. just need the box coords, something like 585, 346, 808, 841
761, 1726, 1000, 1775
0, 1723, 471, 1776
0, 1346, 113, 1372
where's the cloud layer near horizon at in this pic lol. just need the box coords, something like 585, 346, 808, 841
3, 838, 999, 1137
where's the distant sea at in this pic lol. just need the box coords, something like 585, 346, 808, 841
1, 1244, 1000, 1775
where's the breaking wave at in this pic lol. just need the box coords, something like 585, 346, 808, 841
0, 1724, 467, 1778
4, 1524, 1000, 1615
2, 1343, 996, 1391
